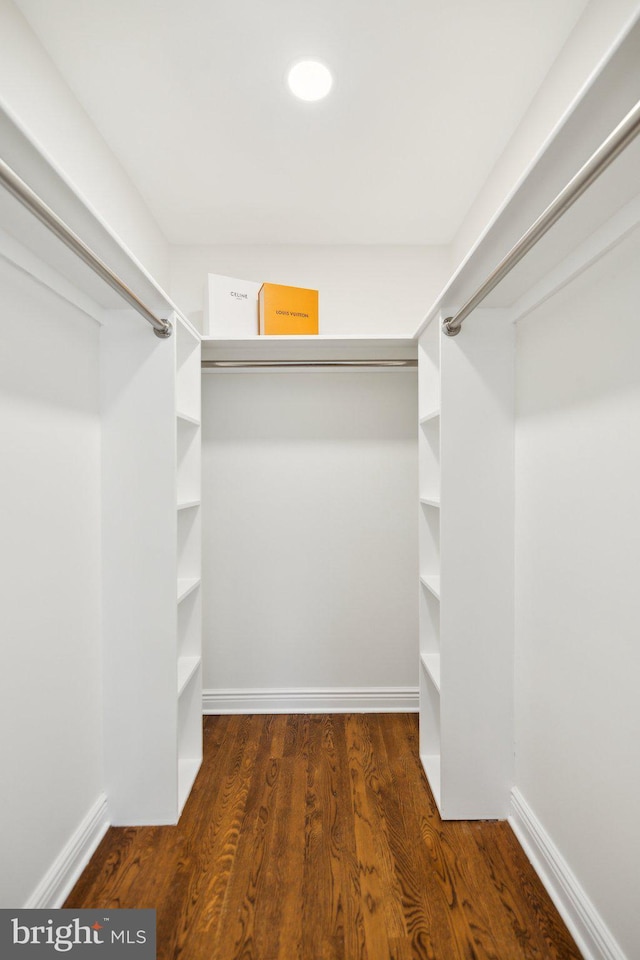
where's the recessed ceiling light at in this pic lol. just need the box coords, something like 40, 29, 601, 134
287, 60, 333, 102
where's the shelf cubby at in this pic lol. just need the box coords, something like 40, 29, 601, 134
177, 499, 200, 511
419, 574, 440, 601
177, 583, 200, 660
419, 666, 442, 811
177, 655, 201, 697
178, 503, 200, 582
419, 408, 440, 425
176, 410, 200, 426
177, 418, 201, 506
418, 417, 440, 501
177, 672, 202, 814
419, 578, 440, 656
177, 577, 200, 604
419, 500, 440, 565
420, 652, 441, 692
417, 321, 440, 419
176, 320, 201, 423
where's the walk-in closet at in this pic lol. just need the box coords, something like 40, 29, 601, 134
1, 1, 639, 958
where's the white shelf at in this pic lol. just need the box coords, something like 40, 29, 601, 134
177, 758, 201, 816
201, 334, 417, 363
177, 577, 200, 603
420, 653, 441, 692
420, 496, 440, 508
177, 499, 200, 511
420, 754, 442, 812
414, 23, 640, 340
177, 656, 201, 697
0, 102, 198, 331
177, 410, 200, 426
420, 574, 441, 601
419, 409, 440, 425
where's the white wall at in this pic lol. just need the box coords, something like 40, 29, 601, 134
170, 244, 450, 336
0, 0, 169, 286
514, 226, 640, 959
0, 254, 103, 907
201, 368, 418, 704
452, 0, 640, 271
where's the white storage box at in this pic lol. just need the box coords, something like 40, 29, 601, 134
205, 274, 261, 337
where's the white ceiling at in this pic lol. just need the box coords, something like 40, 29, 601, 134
15, 0, 589, 246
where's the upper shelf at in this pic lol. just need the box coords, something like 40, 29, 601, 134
201, 335, 417, 363
0, 104, 196, 336
415, 19, 640, 335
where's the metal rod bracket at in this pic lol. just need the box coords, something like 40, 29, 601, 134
153, 321, 173, 339
442, 317, 462, 337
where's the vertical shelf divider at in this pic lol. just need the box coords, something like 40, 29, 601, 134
418, 318, 442, 812
418, 308, 515, 820
175, 316, 203, 816
101, 308, 203, 826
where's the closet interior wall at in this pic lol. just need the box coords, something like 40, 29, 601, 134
168, 244, 451, 336
513, 225, 640, 960
414, 11, 640, 954
0, 0, 203, 892
200, 365, 419, 713
0, 0, 170, 286
0, 247, 103, 908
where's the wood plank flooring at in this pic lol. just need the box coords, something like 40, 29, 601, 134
65, 714, 582, 959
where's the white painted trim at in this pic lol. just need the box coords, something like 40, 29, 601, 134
506, 193, 640, 326
203, 687, 419, 714
509, 789, 627, 960
24, 794, 109, 909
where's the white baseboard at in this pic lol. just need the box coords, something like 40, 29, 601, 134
25, 794, 110, 909
509, 789, 626, 960
203, 686, 419, 714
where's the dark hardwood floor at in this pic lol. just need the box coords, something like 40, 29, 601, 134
65, 714, 582, 959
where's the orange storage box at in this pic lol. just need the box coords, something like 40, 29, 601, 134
258, 283, 318, 335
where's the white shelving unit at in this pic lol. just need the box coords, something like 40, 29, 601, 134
175, 317, 203, 815
415, 14, 640, 823
417, 309, 514, 820
1, 101, 204, 828
417, 321, 443, 810
100, 310, 203, 826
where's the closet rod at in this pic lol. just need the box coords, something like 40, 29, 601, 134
202, 359, 417, 369
443, 97, 640, 337
0, 157, 172, 339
